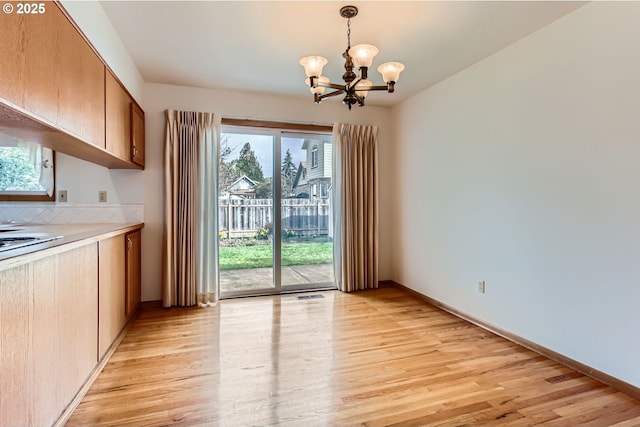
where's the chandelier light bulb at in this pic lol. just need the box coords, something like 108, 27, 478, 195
305, 76, 329, 94
348, 44, 379, 69
299, 56, 328, 78
377, 62, 405, 83
355, 79, 373, 98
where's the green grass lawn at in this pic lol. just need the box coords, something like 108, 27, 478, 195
219, 241, 332, 270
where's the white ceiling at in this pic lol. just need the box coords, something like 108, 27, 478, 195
99, 1, 586, 107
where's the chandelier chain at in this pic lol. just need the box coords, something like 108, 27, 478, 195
347, 17, 351, 49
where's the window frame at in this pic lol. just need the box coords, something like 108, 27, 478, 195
320, 183, 328, 198
311, 145, 318, 168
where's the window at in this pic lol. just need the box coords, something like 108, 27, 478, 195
311, 145, 318, 168
0, 134, 55, 201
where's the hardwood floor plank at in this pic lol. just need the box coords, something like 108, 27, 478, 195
67, 288, 640, 426
609, 415, 640, 427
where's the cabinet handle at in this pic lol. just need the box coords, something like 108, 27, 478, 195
132, 146, 137, 157
127, 238, 132, 249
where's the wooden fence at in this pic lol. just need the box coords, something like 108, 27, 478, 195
218, 198, 331, 238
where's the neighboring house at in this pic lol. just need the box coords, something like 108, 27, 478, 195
219, 175, 258, 199
293, 138, 332, 199
292, 161, 308, 198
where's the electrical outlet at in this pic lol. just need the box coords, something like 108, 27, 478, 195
58, 190, 67, 202
478, 280, 486, 294
98, 191, 107, 203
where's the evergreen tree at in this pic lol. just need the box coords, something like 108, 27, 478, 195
281, 149, 297, 197
235, 142, 264, 182
255, 177, 272, 199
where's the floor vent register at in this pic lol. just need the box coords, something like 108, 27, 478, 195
296, 294, 325, 300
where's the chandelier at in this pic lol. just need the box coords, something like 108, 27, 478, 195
299, 5, 405, 110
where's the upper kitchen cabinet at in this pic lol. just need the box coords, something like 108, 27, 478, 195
106, 71, 145, 168
131, 102, 145, 167
0, 3, 104, 148
0, 1, 144, 170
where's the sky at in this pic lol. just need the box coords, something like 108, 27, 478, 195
221, 133, 308, 178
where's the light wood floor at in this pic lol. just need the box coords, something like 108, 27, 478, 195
67, 287, 640, 426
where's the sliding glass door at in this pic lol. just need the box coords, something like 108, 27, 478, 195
280, 135, 334, 291
218, 127, 334, 298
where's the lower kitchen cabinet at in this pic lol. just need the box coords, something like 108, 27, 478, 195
125, 229, 142, 319
0, 224, 143, 426
0, 244, 98, 427
98, 234, 126, 360
100, 229, 142, 359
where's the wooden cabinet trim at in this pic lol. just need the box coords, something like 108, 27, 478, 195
0, 99, 142, 170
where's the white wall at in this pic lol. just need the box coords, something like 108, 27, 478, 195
391, 2, 640, 387
142, 84, 394, 301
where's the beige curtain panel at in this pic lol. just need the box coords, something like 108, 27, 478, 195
332, 123, 379, 292
163, 110, 220, 307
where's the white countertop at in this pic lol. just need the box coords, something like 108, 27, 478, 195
0, 223, 144, 267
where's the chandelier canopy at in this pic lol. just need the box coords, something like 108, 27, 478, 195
299, 5, 405, 110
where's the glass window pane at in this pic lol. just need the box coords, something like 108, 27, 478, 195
281, 135, 334, 289
0, 134, 55, 201
218, 132, 274, 296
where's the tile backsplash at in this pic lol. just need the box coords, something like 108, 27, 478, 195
0, 203, 143, 224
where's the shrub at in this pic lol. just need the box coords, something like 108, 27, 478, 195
255, 227, 271, 240
282, 228, 297, 239
254, 222, 297, 240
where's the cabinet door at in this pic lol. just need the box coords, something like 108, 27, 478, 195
49, 245, 99, 416
131, 102, 145, 167
21, 6, 60, 125
0, 11, 26, 107
20, 3, 105, 147
55, 15, 105, 148
106, 71, 131, 161
125, 230, 142, 317
0, 244, 98, 427
98, 235, 126, 360
0, 264, 31, 425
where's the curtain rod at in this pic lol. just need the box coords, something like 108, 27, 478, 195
221, 118, 333, 133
